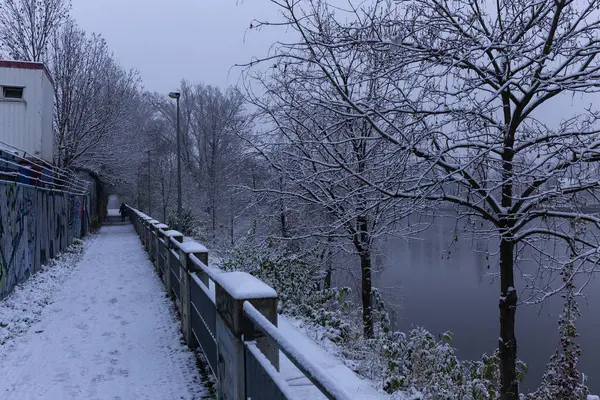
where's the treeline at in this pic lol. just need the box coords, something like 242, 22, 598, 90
0, 0, 142, 182
2, 1, 599, 398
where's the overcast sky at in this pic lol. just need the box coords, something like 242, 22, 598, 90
71, 0, 279, 94
69, 0, 597, 127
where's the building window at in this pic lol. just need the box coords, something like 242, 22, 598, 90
3, 86, 24, 99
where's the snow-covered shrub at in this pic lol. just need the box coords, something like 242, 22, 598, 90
223, 238, 321, 309
526, 262, 590, 400
372, 287, 391, 336
223, 236, 354, 343
465, 349, 527, 400
383, 328, 464, 398
167, 207, 197, 236
379, 329, 527, 400
223, 232, 536, 399
298, 286, 354, 343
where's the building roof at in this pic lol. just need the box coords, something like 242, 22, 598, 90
0, 60, 54, 87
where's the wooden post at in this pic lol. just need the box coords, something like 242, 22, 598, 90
149, 224, 156, 261
142, 219, 148, 250
164, 230, 183, 297
141, 217, 152, 251
147, 221, 159, 262
215, 271, 279, 400
144, 219, 155, 253
140, 219, 146, 247
155, 228, 165, 275
153, 224, 169, 273
179, 241, 209, 350
192, 250, 211, 287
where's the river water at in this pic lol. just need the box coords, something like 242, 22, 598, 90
355, 213, 600, 393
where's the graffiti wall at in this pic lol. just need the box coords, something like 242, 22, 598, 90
0, 182, 89, 299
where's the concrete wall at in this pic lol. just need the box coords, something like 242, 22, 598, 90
0, 182, 89, 299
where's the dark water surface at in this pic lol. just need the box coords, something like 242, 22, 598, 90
367, 214, 600, 393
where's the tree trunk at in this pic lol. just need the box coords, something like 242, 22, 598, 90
499, 233, 518, 399
280, 209, 287, 237
355, 214, 373, 338
324, 267, 332, 289
499, 94, 518, 399
211, 204, 216, 241
360, 249, 373, 338
230, 211, 234, 246
279, 178, 287, 237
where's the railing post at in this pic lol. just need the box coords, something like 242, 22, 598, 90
148, 221, 159, 261
142, 219, 147, 249
149, 224, 156, 261
155, 228, 166, 275
215, 272, 279, 400
179, 242, 209, 350
144, 219, 156, 253
164, 231, 183, 296
152, 223, 168, 272
142, 218, 151, 251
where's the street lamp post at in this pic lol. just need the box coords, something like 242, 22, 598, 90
169, 91, 182, 230
147, 149, 152, 216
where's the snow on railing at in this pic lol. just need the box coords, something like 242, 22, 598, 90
244, 301, 354, 400
127, 205, 356, 400
245, 341, 299, 400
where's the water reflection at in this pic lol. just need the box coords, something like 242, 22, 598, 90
362, 214, 599, 392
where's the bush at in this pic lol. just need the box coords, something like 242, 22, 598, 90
525, 262, 589, 400
298, 286, 354, 343
379, 329, 527, 399
383, 328, 464, 398
223, 231, 532, 399
167, 207, 196, 236
223, 235, 354, 343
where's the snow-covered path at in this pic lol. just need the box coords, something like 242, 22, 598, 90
0, 225, 205, 400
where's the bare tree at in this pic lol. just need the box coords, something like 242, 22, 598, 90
0, 0, 69, 61
146, 117, 177, 222
50, 19, 141, 182
148, 82, 251, 243
243, 29, 411, 337
184, 83, 249, 242
250, 0, 600, 398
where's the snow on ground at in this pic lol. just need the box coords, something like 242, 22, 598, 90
0, 239, 86, 351
0, 224, 205, 400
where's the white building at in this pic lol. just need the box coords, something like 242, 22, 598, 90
0, 60, 54, 163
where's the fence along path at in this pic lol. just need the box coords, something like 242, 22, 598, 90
0, 140, 93, 300
0, 140, 91, 195
128, 205, 362, 400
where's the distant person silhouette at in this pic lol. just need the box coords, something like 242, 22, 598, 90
119, 203, 127, 222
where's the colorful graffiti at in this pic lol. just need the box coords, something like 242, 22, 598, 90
0, 183, 89, 299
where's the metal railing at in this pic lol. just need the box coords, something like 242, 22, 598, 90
127, 205, 354, 400
170, 245, 181, 305
0, 141, 93, 300
190, 267, 218, 374
244, 302, 352, 400
0, 140, 92, 196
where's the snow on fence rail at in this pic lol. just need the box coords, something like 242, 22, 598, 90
127, 205, 354, 400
